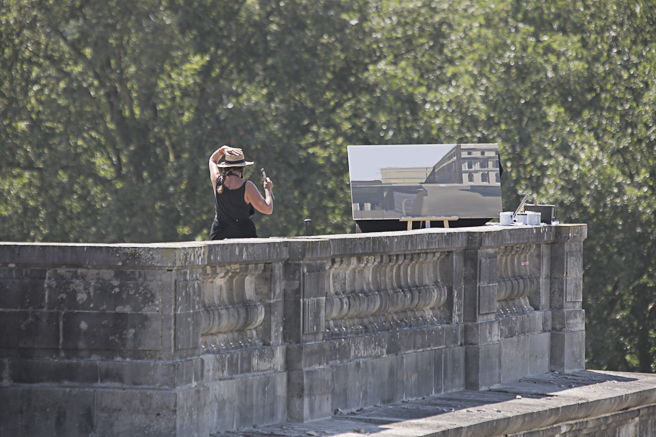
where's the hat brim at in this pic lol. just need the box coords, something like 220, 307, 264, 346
217, 160, 254, 168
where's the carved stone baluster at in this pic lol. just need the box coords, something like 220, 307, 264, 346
408, 253, 423, 326
497, 247, 509, 300
435, 252, 448, 308
497, 245, 536, 316
243, 264, 265, 347
221, 265, 243, 348
360, 256, 380, 333
509, 247, 521, 312
352, 256, 369, 334
499, 246, 514, 315
325, 258, 340, 338
516, 246, 528, 303
338, 259, 352, 336
408, 253, 427, 327
201, 266, 219, 352
418, 253, 438, 325
374, 255, 392, 331
423, 252, 442, 324
521, 245, 536, 312
395, 253, 413, 328
347, 257, 366, 336
207, 266, 239, 351
338, 257, 355, 336
388, 254, 407, 329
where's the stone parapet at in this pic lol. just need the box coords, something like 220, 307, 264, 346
233, 370, 656, 437
0, 224, 587, 436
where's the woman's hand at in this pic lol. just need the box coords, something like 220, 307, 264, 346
263, 177, 273, 191
220, 145, 243, 157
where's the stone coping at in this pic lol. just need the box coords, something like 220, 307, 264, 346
0, 224, 587, 267
218, 370, 656, 437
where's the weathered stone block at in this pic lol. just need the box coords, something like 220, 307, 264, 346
542, 310, 552, 333
251, 346, 285, 374
550, 240, 584, 311
45, 270, 162, 313
426, 325, 447, 350
385, 331, 403, 356
368, 356, 404, 405
433, 348, 444, 395
287, 367, 332, 422
552, 309, 585, 332
331, 355, 404, 411
9, 358, 99, 385
403, 351, 435, 399
282, 261, 302, 344
479, 283, 498, 315
0, 268, 47, 310
551, 330, 585, 373
444, 324, 463, 347
208, 378, 242, 430
287, 343, 328, 371
0, 359, 7, 386
302, 297, 325, 336
465, 343, 500, 390
479, 255, 498, 286
0, 387, 95, 436
0, 310, 59, 349
258, 299, 284, 347
175, 279, 202, 314
529, 332, 550, 375
465, 320, 499, 345
500, 335, 529, 382
303, 263, 326, 299
499, 316, 517, 338
62, 311, 162, 351
449, 250, 465, 324
516, 312, 543, 336
532, 277, 551, 310
347, 334, 386, 361
175, 385, 209, 437
331, 359, 363, 411
175, 358, 203, 388
175, 311, 201, 351
443, 346, 466, 393
566, 277, 583, 302
94, 388, 178, 436
98, 360, 174, 388
202, 352, 240, 381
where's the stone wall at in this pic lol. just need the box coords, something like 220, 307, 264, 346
0, 224, 586, 436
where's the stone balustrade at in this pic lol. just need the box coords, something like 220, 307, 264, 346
0, 224, 586, 436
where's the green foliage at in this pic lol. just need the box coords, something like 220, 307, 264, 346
1, 0, 655, 371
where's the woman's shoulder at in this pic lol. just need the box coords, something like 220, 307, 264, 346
244, 180, 259, 191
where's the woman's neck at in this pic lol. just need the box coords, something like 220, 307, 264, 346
224, 174, 244, 189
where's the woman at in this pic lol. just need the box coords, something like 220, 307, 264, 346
208, 146, 273, 240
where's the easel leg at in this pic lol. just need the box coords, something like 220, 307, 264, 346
407, 221, 412, 231
443, 220, 449, 228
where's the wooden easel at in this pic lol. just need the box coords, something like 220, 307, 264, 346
400, 216, 459, 230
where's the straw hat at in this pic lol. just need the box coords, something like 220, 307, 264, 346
217, 152, 254, 168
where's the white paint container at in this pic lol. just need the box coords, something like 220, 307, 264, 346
516, 213, 528, 225
499, 212, 513, 225
526, 211, 541, 226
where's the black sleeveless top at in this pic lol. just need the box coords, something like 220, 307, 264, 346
209, 177, 257, 240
